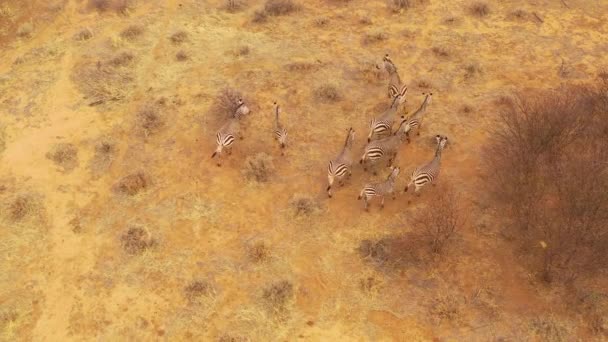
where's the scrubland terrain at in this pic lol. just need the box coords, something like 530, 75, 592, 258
1, 0, 607, 340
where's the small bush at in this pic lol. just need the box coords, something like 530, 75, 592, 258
136, 105, 164, 136
252, 10, 268, 23
209, 88, 244, 118
314, 84, 341, 103
388, 0, 410, 12
264, 0, 299, 16
314, 17, 329, 27
120, 25, 143, 40
285, 61, 319, 72
464, 63, 481, 79
234, 45, 250, 56
469, 2, 489, 17
242, 153, 275, 183
184, 280, 214, 304
74, 28, 93, 41
90, 138, 116, 178
46, 143, 79, 172
362, 31, 388, 45
115, 172, 148, 196
508, 9, 530, 21
72, 56, 135, 106
289, 193, 321, 216
108, 51, 134, 67
169, 31, 188, 44
431, 47, 450, 58
224, 0, 246, 12
16, 22, 34, 38
248, 241, 271, 263
262, 281, 294, 315
175, 50, 189, 61
7, 195, 34, 221
358, 16, 372, 25
358, 234, 427, 269
121, 226, 154, 255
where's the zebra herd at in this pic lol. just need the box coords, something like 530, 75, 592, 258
211, 54, 448, 211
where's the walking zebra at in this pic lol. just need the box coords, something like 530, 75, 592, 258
358, 166, 401, 211
327, 127, 355, 198
368, 84, 408, 142
272, 102, 288, 154
403, 92, 433, 142
211, 99, 250, 166
405, 135, 448, 195
378, 54, 403, 99
361, 120, 408, 173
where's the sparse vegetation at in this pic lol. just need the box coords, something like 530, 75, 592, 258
108, 51, 134, 67
388, 0, 411, 12
464, 63, 481, 79
115, 172, 149, 196
289, 193, 321, 216
72, 54, 136, 106
248, 241, 271, 263
120, 25, 143, 41
135, 104, 164, 136
175, 50, 189, 61
121, 226, 154, 255
209, 88, 244, 118
6, 195, 34, 221
242, 153, 275, 183
362, 31, 388, 45
234, 45, 250, 56
46, 143, 79, 172
261, 280, 294, 316
431, 46, 450, 58
16, 22, 33, 38
314, 84, 341, 102
169, 30, 188, 44
469, 2, 490, 17
263, 0, 299, 16
224, 0, 246, 12
88, 0, 132, 14
89, 138, 116, 178
314, 17, 329, 27
184, 280, 214, 304
74, 28, 93, 41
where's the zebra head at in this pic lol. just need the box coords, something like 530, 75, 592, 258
234, 98, 251, 118
391, 84, 408, 107
389, 166, 401, 179
381, 54, 397, 74
422, 92, 433, 106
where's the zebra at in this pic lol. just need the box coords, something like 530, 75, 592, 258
233, 98, 251, 118
211, 99, 250, 166
360, 119, 409, 173
367, 84, 408, 142
327, 127, 355, 198
272, 102, 288, 154
404, 135, 448, 195
378, 54, 403, 99
358, 166, 401, 211
402, 92, 433, 142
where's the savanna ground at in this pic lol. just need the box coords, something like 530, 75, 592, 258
1, 0, 607, 340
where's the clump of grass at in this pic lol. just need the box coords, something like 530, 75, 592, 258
264, 0, 300, 16
289, 193, 321, 216
120, 25, 143, 41
224, 0, 246, 12
314, 84, 341, 103
242, 152, 275, 183
431, 46, 450, 58
16, 22, 34, 38
261, 280, 294, 316
108, 51, 134, 67
252, 10, 268, 23
359, 276, 381, 294
88, 0, 133, 14
464, 63, 481, 79
443, 16, 459, 25
72, 55, 136, 106
508, 9, 530, 21
46, 143, 79, 172
234, 45, 250, 56
417, 79, 432, 89
469, 2, 489, 17
169, 30, 188, 44
69, 217, 83, 233
89, 138, 116, 178
357, 61, 384, 83
209, 88, 245, 118
115, 172, 149, 196
6, 195, 34, 221
362, 31, 388, 45
429, 294, 464, 324
461, 104, 474, 113
248, 241, 271, 263
184, 280, 214, 304
136, 104, 164, 136
285, 61, 319, 72
314, 17, 329, 27
359, 16, 372, 25
218, 334, 249, 342
175, 50, 189, 61
388, 0, 411, 12
74, 28, 93, 41
529, 316, 572, 341
121, 226, 154, 255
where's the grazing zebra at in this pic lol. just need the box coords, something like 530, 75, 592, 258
272, 102, 288, 154
327, 127, 355, 198
360, 120, 409, 173
378, 54, 403, 99
368, 84, 408, 142
233, 98, 251, 118
358, 166, 401, 211
403, 92, 433, 142
405, 135, 448, 195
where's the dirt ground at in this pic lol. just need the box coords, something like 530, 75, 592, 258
1, 0, 607, 340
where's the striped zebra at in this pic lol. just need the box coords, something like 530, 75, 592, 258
358, 166, 401, 211
327, 127, 355, 198
403, 92, 433, 142
405, 135, 448, 195
233, 98, 251, 118
211, 99, 250, 166
378, 54, 403, 99
272, 102, 288, 154
360, 120, 408, 173
368, 84, 408, 142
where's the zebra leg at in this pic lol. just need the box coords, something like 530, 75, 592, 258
380, 196, 385, 209
416, 125, 421, 136
364, 197, 369, 211
406, 132, 410, 143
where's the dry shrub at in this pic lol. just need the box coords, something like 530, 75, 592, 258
461, 104, 473, 114
388, 0, 410, 12
314, 17, 329, 27
289, 193, 321, 216
120, 25, 143, 40
209, 88, 244, 118
263, 0, 299, 16
358, 234, 426, 269
72, 57, 135, 106
169, 31, 188, 44
121, 226, 154, 255
89, 138, 116, 178
248, 241, 271, 263
484, 83, 608, 284
74, 28, 93, 41
46, 143, 79, 172
115, 172, 149, 196
88, 0, 133, 14
464, 63, 481, 79
362, 31, 388, 45
508, 9, 531, 21
572, 290, 608, 336
261, 280, 294, 316
16, 22, 33, 38
184, 280, 214, 304
410, 187, 462, 255
224, 0, 246, 12
358, 16, 372, 25
136, 104, 164, 136
6, 195, 34, 221
234, 45, 250, 56
431, 47, 450, 58
469, 2, 489, 17
314, 84, 341, 103
252, 10, 268, 23
108, 51, 134, 67
175, 50, 189, 61
242, 153, 275, 183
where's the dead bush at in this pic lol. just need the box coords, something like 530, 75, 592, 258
314, 84, 341, 103
209, 88, 244, 118
184, 280, 214, 304
169, 31, 188, 44
175, 50, 189, 61
121, 226, 154, 255
362, 31, 388, 45
16, 22, 33, 38
388, 0, 411, 12
108, 51, 134, 67
46, 143, 79, 172
431, 47, 450, 58
224, 0, 246, 12
410, 187, 463, 255
6, 195, 34, 221
263, 0, 300, 16
484, 83, 608, 284
248, 241, 271, 263
469, 2, 489, 17
289, 193, 321, 216
262, 280, 294, 316
74, 28, 93, 41
72, 57, 135, 106
242, 153, 275, 183
89, 138, 116, 178
115, 172, 149, 196
120, 25, 143, 40
136, 104, 164, 136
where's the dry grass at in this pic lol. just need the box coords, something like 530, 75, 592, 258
388, 0, 411, 12
114, 172, 149, 196
135, 104, 164, 136
169, 31, 188, 44
46, 143, 79, 172
314, 84, 341, 103
314, 17, 329, 27
120, 226, 154, 255
89, 138, 116, 178
108, 51, 134, 67
261, 280, 294, 316
5, 195, 35, 222
120, 25, 143, 41
16, 22, 33, 38
362, 31, 388, 45
469, 2, 490, 17
88, 0, 132, 14
209, 88, 244, 119
431, 46, 450, 58
74, 28, 93, 41
252, 10, 268, 23
464, 63, 482, 79
428, 294, 465, 325
242, 153, 275, 183
72, 56, 136, 106
175, 50, 189, 61
224, 0, 246, 12
234, 45, 250, 56
248, 241, 271, 263
289, 193, 321, 216
528, 316, 573, 341
263, 0, 300, 16
184, 280, 214, 304
285, 61, 319, 72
